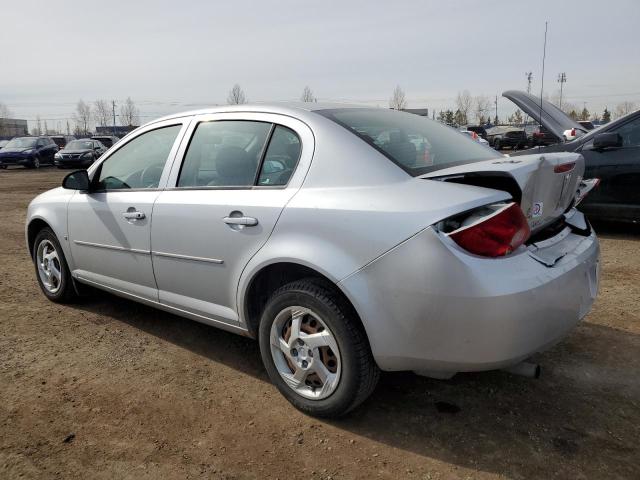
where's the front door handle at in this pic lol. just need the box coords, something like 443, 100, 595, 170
122, 211, 146, 220
223, 215, 258, 226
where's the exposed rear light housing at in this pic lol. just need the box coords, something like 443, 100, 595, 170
438, 202, 531, 257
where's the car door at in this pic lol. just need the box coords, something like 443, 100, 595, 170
67, 120, 188, 301
151, 113, 313, 325
580, 115, 640, 219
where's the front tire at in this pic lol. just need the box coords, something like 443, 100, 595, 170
259, 279, 379, 417
33, 228, 77, 303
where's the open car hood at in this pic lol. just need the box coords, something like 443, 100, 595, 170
502, 90, 586, 141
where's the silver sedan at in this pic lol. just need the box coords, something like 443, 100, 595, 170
26, 104, 600, 417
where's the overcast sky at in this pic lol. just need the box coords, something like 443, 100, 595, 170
2, 0, 639, 129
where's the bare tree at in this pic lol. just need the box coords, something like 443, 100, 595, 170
300, 86, 316, 103
615, 101, 637, 119
455, 90, 473, 125
474, 95, 491, 123
227, 84, 247, 105
389, 85, 407, 110
73, 100, 92, 135
94, 99, 111, 127
119, 97, 139, 126
0, 101, 11, 118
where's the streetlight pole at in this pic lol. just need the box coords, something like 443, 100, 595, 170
557, 72, 567, 110
112, 100, 117, 136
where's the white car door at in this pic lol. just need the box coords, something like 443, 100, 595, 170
151, 113, 313, 325
67, 120, 188, 301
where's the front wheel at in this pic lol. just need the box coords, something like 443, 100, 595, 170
33, 228, 77, 303
259, 279, 379, 417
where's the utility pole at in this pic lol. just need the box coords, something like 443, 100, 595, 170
557, 72, 567, 110
111, 100, 117, 136
494, 95, 498, 124
525, 72, 533, 94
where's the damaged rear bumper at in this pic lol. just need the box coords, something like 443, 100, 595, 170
339, 210, 600, 375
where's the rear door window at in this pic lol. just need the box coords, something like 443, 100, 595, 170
177, 121, 272, 188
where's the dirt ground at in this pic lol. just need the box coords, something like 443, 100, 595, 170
0, 167, 638, 480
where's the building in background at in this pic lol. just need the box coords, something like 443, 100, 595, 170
95, 125, 138, 138
0, 118, 29, 138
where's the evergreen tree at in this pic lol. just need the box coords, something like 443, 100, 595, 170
579, 107, 590, 121
602, 107, 611, 124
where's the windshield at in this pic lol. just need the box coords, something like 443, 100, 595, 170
5, 137, 37, 148
65, 140, 94, 150
317, 108, 500, 176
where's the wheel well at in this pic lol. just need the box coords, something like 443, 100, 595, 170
27, 219, 51, 257
244, 262, 365, 340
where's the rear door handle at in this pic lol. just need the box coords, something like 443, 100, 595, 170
122, 211, 146, 220
223, 215, 258, 226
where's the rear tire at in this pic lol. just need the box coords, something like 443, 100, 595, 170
33, 228, 77, 303
258, 278, 379, 417
493, 138, 501, 150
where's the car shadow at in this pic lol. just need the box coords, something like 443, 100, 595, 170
72, 290, 639, 478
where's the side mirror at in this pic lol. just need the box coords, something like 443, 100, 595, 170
62, 170, 91, 190
592, 132, 622, 150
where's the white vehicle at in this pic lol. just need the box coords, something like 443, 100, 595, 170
26, 104, 600, 417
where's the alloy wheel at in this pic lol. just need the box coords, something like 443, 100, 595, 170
36, 239, 62, 293
269, 306, 341, 400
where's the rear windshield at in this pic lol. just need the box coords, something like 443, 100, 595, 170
317, 108, 500, 176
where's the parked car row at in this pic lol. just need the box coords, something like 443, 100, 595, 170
0, 134, 118, 169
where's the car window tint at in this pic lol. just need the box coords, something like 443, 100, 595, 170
613, 117, 640, 147
257, 126, 301, 186
96, 125, 181, 190
178, 121, 271, 188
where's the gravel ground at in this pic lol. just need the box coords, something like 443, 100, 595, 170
1, 167, 638, 480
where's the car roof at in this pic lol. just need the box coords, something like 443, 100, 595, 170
144, 102, 372, 126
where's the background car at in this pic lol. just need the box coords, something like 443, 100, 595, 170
460, 129, 490, 146
485, 126, 527, 150
54, 138, 107, 168
464, 125, 488, 140
0, 136, 58, 168
513, 108, 640, 223
578, 120, 596, 131
50, 135, 76, 150
503, 90, 588, 145
90, 135, 120, 148
524, 124, 559, 147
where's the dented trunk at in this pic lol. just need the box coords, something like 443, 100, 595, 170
421, 152, 585, 233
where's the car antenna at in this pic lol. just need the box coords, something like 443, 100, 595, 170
538, 21, 548, 129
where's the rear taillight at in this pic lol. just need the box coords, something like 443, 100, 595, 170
554, 161, 576, 173
445, 203, 531, 257
571, 128, 576, 137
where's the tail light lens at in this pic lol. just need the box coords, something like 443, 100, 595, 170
443, 203, 531, 257
570, 128, 576, 137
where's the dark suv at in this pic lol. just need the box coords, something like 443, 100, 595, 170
0, 136, 58, 168
90, 135, 120, 148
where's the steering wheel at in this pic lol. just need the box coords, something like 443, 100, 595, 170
140, 164, 164, 188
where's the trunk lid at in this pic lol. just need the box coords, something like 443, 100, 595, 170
502, 90, 586, 141
421, 152, 585, 233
